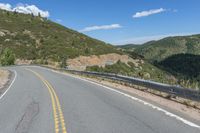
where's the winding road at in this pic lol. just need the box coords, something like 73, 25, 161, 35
0, 66, 199, 133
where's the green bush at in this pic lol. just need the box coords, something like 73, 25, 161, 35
60, 56, 67, 68
0, 48, 15, 66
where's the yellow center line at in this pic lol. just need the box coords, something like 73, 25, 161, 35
26, 68, 67, 133
45, 80, 67, 133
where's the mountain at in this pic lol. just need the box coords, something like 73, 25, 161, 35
0, 9, 199, 89
0, 9, 119, 62
118, 35, 200, 89
120, 35, 200, 61
117, 44, 141, 51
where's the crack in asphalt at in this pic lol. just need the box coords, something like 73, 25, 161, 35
15, 101, 39, 133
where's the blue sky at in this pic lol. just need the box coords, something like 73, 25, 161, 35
1, 0, 200, 45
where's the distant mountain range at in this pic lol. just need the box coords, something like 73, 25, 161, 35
118, 34, 200, 61
117, 44, 141, 50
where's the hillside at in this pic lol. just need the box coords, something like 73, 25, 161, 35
121, 35, 200, 61
86, 59, 177, 84
0, 9, 119, 62
155, 53, 200, 89
118, 35, 200, 89
157, 54, 200, 79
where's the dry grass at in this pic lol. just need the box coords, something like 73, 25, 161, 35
0, 70, 8, 78
0, 69, 9, 89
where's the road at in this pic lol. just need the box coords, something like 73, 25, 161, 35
0, 66, 199, 133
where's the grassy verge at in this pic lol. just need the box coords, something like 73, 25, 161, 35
86, 60, 177, 85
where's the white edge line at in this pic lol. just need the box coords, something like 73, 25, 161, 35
26, 66, 200, 129
0, 70, 17, 100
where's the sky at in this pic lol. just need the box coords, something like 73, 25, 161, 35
0, 0, 200, 45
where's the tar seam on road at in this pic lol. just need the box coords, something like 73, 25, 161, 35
26, 68, 67, 133
33, 66, 200, 130
0, 70, 17, 100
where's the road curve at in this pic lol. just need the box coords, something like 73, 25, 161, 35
0, 66, 199, 133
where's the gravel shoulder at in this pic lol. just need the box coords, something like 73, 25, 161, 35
0, 69, 9, 88
0, 69, 11, 95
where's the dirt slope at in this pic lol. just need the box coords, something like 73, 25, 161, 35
67, 53, 143, 71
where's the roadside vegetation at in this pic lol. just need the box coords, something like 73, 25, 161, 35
86, 60, 177, 85
0, 48, 15, 66
87, 59, 200, 90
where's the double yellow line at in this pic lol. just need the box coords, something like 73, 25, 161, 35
26, 69, 67, 133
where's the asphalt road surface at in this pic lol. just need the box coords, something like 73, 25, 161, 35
0, 66, 199, 133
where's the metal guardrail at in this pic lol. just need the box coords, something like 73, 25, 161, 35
65, 70, 200, 102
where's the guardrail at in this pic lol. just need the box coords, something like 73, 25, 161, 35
65, 70, 200, 102
16, 65, 200, 102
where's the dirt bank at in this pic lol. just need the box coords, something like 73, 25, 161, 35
67, 53, 143, 71
0, 69, 9, 90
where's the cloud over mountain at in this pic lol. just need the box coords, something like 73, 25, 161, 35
0, 3, 49, 17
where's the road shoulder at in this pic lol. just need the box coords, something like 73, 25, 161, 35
0, 69, 14, 97
78, 74, 200, 122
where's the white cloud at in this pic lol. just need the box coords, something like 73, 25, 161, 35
0, 3, 12, 11
133, 8, 166, 18
0, 3, 49, 18
13, 5, 49, 18
79, 24, 122, 32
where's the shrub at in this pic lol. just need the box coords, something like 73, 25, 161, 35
60, 56, 67, 68
0, 48, 15, 66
